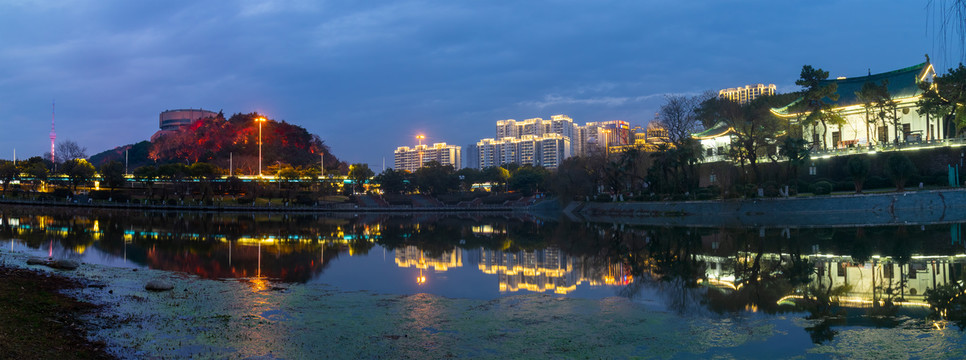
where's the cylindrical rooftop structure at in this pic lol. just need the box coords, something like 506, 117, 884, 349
159, 109, 218, 130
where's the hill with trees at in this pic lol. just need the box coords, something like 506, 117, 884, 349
90, 112, 348, 175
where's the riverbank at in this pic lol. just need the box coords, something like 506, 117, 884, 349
570, 188, 966, 227
0, 264, 111, 359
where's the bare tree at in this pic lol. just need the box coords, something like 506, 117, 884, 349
56, 140, 88, 163
658, 94, 708, 145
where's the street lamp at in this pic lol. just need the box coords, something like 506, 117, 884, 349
255, 116, 267, 176
416, 134, 426, 169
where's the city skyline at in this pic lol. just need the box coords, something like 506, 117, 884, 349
0, 1, 953, 167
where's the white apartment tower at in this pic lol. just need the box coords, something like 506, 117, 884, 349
718, 84, 776, 104
394, 142, 462, 172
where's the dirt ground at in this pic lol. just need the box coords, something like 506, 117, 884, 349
0, 265, 112, 359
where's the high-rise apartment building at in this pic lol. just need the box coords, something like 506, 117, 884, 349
575, 120, 630, 156
394, 142, 461, 172
718, 84, 776, 104
476, 134, 571, 169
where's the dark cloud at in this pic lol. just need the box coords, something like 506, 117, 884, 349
0, 1, 934, 166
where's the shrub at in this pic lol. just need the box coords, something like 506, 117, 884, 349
695, 188, 715, 200
810, 181, 833, 195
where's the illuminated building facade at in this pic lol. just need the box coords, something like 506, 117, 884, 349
613, 121, 670, 153
718, 84, 776, 104
496, 115, 576, 140
476, 134, 571, 169
394, 142, 462, 172
771, 62, 938, 149
575, 120, 631, 156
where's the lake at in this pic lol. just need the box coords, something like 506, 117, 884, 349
2, 205, 965, 358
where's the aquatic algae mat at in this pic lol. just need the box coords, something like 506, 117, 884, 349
2, 252, 965, 359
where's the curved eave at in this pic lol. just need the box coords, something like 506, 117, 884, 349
772, 95, 923, 119
693, 127, 735, 140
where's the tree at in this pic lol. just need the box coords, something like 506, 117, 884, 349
413, 161, 458, 196
870, 80, 901, 145
56, 140, 88, 163
348, 163, 374, 194
795, 65, 845, 150
61, 159, 96, 194
885, 153, 917, 191
918, 63, 966, 137
99, 161, 125, 198
483, 166, 510, 192
648, 143, 678, 194
25, 161, 48, 191
612, 145, 651, 194
696, 96, 783, 183
658, 94, 705, 144
928, 1, 966, 62
508, 165, 549, 196
456, 168, 481, 192
778, 135, 810, 181
375, 168, 410, 194
845, 157, 870, 193
189, 162, 222, 202
550, 156, 596, 201
133, 166, 158, 199
157, 163, 189, 200
0, 161, 17, 196
857, 81, 886, 145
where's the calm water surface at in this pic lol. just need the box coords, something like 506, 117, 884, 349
4, 205, 966, 354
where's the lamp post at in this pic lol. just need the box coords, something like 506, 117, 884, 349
416, 134, 425, 170
255, 117, 267, 176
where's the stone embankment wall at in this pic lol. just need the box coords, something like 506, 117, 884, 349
570, 189, 966, 227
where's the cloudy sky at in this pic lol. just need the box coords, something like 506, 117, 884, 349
0, 1, 958, 168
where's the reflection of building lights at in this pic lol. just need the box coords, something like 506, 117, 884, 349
774, 294, 930, 308
395, 246, 462, 271
417, 269, 426, 285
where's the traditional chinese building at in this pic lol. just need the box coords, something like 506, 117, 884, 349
771, 61, 938, 149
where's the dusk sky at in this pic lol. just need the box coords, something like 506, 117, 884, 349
0, 1, 957, 168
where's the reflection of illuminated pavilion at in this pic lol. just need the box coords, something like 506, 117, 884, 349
699, 253, 966, 307
479, 248, 632, 294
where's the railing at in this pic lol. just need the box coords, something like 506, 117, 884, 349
701, 137, 966, 164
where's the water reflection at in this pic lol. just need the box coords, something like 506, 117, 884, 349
4, 206, 966, 342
